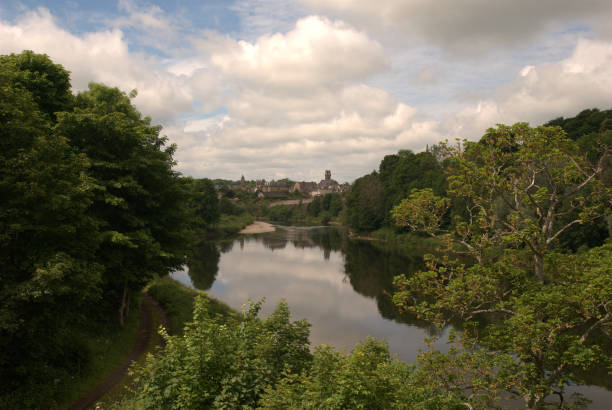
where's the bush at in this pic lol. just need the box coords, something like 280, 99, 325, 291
126, 296, 465, 409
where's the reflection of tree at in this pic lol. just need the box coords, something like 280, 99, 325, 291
307, 228, 444, 333
218, 240, 234, 253
187, 241, 221, 290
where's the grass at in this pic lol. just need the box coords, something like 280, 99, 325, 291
58, 296, 142, 409
211, 213, 255, 236
146, 276, 237, 336
370, 226, 441, 251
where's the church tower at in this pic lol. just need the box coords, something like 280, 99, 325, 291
325, 170, 331, 181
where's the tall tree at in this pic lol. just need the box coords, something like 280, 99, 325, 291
0, 50, 73, 121
345, 172, 385, 233
391, 123, 612, 408
0, 54, 101, 405
55, 83, 188, 325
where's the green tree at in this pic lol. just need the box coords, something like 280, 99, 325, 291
392, 124, 612, 408
307, 195, 322, 216
184, 177, 219, 231
345, 172, 385, 232
55, 83, 188, 325
0, 50, 73, 121
0, 55, 102, 406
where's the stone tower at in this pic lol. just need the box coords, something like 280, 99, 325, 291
325, 170, 331, 181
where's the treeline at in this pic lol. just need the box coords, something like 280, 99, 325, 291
345, 108, 612, 249
0, 51, 217, 406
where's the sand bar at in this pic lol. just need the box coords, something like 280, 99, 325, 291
239, 221, 276, 234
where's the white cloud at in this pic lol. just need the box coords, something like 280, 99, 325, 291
300, 0, 612, 54
0, 8, 196, 122
443, 38, 612, 139
210, 15, 387, 92
2, 7, 610, 182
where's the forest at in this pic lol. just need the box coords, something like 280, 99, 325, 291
2, 51, 611, 409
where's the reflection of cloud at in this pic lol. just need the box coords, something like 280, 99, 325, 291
208, 237, 442, 361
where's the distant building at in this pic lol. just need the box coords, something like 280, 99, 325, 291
261, 180, 291, 193
317, 170, 342, 195
291, 181, 318, 196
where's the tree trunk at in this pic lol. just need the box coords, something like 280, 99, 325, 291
533, 253, 544, 283
118, 280, 128, 326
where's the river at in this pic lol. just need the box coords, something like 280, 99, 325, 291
171, 224, 611, 409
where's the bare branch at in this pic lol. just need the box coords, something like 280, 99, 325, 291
546, 219, 581, 245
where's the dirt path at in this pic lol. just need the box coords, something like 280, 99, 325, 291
67, 292, 170, 410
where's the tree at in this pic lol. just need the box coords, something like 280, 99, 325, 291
55, 83, 189, 325
345, 172, 385, 232
394, 123, 611, 281
184, 177, 219, 231
0, 50, 73, 121
391, 124, 612, 408
0, 54, 102, 406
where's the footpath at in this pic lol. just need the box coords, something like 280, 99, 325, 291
67, 292, 170, 410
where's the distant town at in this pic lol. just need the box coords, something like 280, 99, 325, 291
214, 170, 350, 199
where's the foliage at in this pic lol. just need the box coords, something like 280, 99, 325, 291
344, 172, 385, 232
308, 193, 343, 218
1, 51, 191, 406
127, 296, 466, 409
345, 149, 446, 233
392, 123, 612, 408
0, 52, 103, 407
260, 338, 464, 410
56, 82, 189, 324
147, 276, 235, 336
545, 108, 612, 141
130, 296, 311, 409
0, 50, 73, 120
183, 177, 219, 231
379, 150, 446, 224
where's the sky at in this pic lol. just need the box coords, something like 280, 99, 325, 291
1, 0, 611, 183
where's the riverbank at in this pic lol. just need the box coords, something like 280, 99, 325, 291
147, 276, 237, 335
239, 221, 276, 234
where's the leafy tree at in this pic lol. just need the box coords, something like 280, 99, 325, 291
391, 123, 612, 408
379, 150, 446, 226
55, 83, 189, 324
394, 124, 610, 279
0, 50, 73, 121
0, 54, 101, 405
345, 172, 385, 232
184, 177, 219, 230
307, 195, 322, 216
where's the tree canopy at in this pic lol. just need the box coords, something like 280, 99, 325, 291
0, 51, 196, 407
391, 123, 612, 408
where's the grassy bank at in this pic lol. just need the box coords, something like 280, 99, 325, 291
146, 276, 237, 336
368, 226, 441, 251
210, 213, 255, 236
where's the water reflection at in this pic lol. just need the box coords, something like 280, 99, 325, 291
171, 225, 611, 408
175, 226, 448, 362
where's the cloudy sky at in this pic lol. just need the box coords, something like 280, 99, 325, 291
2, 0, 611, 182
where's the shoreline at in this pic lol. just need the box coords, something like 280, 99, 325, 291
239, 221, 276, 234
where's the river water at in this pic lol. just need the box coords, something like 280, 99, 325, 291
171, 225, 611, 409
